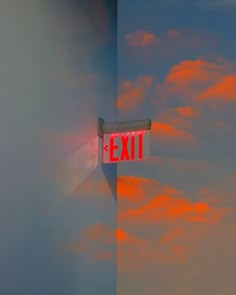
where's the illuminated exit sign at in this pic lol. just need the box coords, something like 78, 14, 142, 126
102, 130, 150, 164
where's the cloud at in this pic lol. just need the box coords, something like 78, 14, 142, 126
156, 59, 230, 104
156, 106, 199, 129
198, 174, 236, 207
152, 121, 198, 146
117, 176, 223, 229
117, 175, 181, 209
125, 30, 158, 48
117, 76, 153, 111
147, 156, 214, 180
153, 58, 236, 147
162, 29, 214, 56
117, 226, 189, 274
195, 75, 236, 107
117, 175, 234, 276
118, 194, 224, 225
117, 176, 157, 204
125, 29, 217, 58
156, 58, 236, 109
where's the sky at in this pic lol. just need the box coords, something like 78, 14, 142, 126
116, 1, 236, 295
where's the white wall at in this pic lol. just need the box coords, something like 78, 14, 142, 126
0, 1, 117, 294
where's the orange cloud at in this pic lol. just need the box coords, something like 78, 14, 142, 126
117, 228, 129, 242
156, 106, 199, 130
117, 76, 153, 111
198, 174, 236, 207
118, 198, 232, 274
117, 227, 190, 274
195, 75, 236, 107
152, 121, 198, 146
175, 106, 197, 117
117, 229, 151, 273
125, 29, 218, 59
125, 30, 158, 47
117, 226, 189, 274
147, 156, 214, 183
159, 227, 184, 245
117, 176, 157, 203
117, 175, 181, 211
117, 176, 235, 276
117, 177, 229, 230
156, 59, 228, 102
118, 194, 223, 225
165, 29, 216, 51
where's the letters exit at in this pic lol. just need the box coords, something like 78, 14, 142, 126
102, 130, 150, 164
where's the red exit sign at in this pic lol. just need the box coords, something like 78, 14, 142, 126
102, 130, 149, 164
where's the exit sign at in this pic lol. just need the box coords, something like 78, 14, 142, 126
102, 130, 149, 164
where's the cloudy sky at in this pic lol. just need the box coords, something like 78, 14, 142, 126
116, 1, 236, 295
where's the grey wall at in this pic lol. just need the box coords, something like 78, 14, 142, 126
0, 1, 117, 294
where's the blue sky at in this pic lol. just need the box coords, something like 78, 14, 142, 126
117, 1, 236, 295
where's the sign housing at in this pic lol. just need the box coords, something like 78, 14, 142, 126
99, 118, 151, 164
102, 130, 150, 164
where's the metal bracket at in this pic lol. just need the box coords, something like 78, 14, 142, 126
98, 117, 151, 136
98, 117, 105, 137
103, 119, 151, 134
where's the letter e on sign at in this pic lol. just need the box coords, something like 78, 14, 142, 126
102, 130, 149, 164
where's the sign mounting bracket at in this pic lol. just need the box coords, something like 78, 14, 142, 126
98, 118, 152, 164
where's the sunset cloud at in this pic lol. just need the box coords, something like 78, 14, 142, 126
117, 226, 189, 273
117, 175, 234, 275
156, 106, 199, 130
117, 175, 181, 210
153, 58, 236, 147
118, 3, 236, 294
147, 156, 214, 183
118, 194, 224, 225
156, 59, 231, 103
117, 175, 157, 204
152, 121, 198, 146
195, 75, 236, 107
117, 175, 227, 228
125, 30, 158, 47
198, 174, 236, 207
117, 76, 153, 111
125, 29, 217, 58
